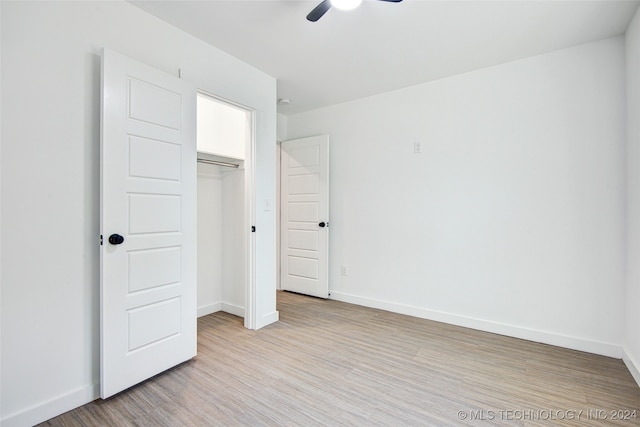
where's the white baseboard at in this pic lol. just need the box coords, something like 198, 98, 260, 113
197, 302, 223, 317
2, 301, 268, 426
623, 348, 640, 387
221, 302, 245, 318
329, 291, 622, 358
9, 293, 625, 427
256, 310, 279, 330
1, 383, 99, 427
199, 302, 246, 318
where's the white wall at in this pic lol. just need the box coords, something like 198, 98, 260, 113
0, 1, 277, 425
625, 8, 640, 386
197, 94, 248, 160
288, 37, 626, 358
277, 113, 288, 142
222, 170, 247, 315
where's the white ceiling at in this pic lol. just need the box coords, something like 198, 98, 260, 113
130, 0, 639, 115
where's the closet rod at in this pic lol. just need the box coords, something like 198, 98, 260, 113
197, 158, 240, 168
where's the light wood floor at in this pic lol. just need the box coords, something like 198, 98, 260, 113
40, 291, 640, 426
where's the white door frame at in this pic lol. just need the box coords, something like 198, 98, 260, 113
245, 108, 257, 329
196, 89, 257, 329
276, 141, 282, 291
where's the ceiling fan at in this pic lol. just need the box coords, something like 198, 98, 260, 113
307, 0, 403, 22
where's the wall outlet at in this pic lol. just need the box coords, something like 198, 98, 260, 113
414, 140, 423, 154
341, 265, 348, 276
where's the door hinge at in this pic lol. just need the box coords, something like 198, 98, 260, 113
100, 234, 103, 246
251, 226, 256, 233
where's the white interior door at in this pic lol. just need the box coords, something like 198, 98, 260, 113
100, 49, 197, 398
280, 135, 329, 298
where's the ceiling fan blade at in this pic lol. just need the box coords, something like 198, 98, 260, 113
307, 0, 332, 22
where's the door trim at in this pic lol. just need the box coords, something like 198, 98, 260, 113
196, 89, 257, 329
245, 108, 257, 329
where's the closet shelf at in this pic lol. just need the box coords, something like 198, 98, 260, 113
197, 152, 244, 169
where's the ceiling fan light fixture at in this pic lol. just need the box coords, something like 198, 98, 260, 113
307, 0, 401, 22
330, 0, 363, 11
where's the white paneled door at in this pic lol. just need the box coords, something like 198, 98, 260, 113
280, 135, 329, 298
100, 49, 197, 398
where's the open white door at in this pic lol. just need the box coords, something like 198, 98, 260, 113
100, 49, 197, 398
280, 135, 329, 298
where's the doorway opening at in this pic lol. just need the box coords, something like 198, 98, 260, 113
196, 91, 256, 329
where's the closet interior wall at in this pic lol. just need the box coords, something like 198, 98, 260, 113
197, 162, 246, 318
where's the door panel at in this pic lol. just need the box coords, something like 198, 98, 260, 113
289, 174, 319, 194
128, 194, 181, 234
280, 135, 329, 298
101, 49, 196, 399
127, 298, 182, 351
128, 78, 183, 129
128, 136, 182, 181
288, 202, 319, 222
288, 256, 319, 279
289, 145, 320, 168
128, 247, 181, 292
288, 230, 319, 251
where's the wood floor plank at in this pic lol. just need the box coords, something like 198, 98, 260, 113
39, 291, 640, 426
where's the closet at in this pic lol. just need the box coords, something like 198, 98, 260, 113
196, 92, 252, 320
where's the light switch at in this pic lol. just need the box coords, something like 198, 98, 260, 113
414, 141, 423, 154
